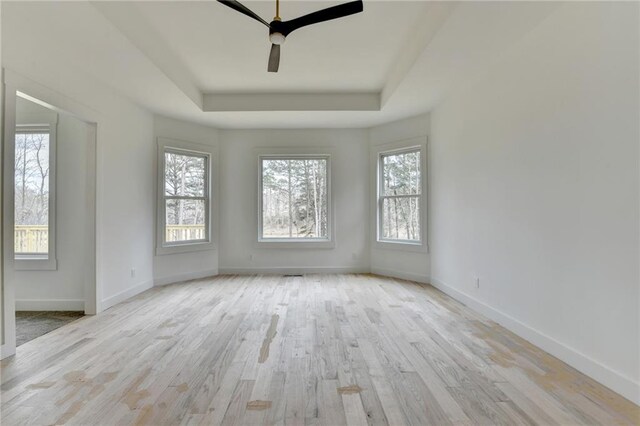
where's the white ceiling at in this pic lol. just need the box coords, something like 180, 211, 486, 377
1, 1, 561, 129
132, 1, 430, 93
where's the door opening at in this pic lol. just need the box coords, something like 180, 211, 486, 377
2, 78, 98, 357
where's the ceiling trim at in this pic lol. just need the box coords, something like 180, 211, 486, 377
203, 92, 380, 112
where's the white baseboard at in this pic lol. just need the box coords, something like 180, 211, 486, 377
101, 280, 153, 311
16, 299, 85, 311
370, 267, 430, 284
429, 277, 640, 406
218, 266, 369, 275
154, 269, 219, 287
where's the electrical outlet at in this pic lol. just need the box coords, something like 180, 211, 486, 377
474, 276, 480, 289
131, 268, 136, 278
249, 254, 254, 261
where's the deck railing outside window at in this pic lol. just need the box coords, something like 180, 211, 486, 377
15, 225, 205, 252
165, 225, 206, 243
14, 225, 48, 254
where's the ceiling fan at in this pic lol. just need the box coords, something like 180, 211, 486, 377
217, 0, 364, 72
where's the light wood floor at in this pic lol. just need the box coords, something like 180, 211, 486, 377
1, 274, 638, 425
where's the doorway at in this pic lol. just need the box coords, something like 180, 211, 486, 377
12, 95, 95, 346
2, 74, 98, 357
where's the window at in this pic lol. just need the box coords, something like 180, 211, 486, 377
14, 123, 57, 269
378, 148, 422, 244
259, 156, 330, 242
157, 138, 215, 255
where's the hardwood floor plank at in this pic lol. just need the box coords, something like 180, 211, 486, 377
1, 274, 637, 425
357, 339, 406, 426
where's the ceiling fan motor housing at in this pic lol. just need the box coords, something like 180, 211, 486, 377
269, 20, 286, 34
269, 20, 286, 45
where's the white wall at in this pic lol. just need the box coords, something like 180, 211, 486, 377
430, 2, 639, 403
153, 116, 220, 285
1, 1, 4, 347
96, 100, 153, 310
219, 129, 369, 273
369, 114, 430, 283
13, 98, 94, 311
2, 2, 155, 312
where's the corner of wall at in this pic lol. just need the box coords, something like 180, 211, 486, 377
154, 269, 219, 287
101, 279, 154, 312
152, 115, 221, 287
367, 113, 431, 281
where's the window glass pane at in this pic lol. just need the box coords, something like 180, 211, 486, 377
15, 132, 49, 254
164, 152, 206, 197
382, 196, 420, 241
382, 150, 421, 196
262, 158, 328, 239
165, 199, 206, 242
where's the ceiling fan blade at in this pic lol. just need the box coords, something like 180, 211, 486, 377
217, 0, 270, 27
268, 44, 280, 72
279, 0, 363, 36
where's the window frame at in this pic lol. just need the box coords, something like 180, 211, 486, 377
156, 137, 216, 255
256, 149, 335, 249
14, 117, 58, 271
374, 138, 427, 252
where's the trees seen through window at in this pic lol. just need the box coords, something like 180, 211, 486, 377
380, 149, 421, 242
14, 130, 50, 255
163, 151, 208, 243
261, 158, 328, 240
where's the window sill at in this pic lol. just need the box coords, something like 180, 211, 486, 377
255, 239, 335, 250
156, 241, 217, 256
14, 257, 58, 271
374, 240, 428, 253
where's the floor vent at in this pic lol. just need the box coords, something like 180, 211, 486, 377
283, 274, 304, 277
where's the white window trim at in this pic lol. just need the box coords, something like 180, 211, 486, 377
372, 137, 428, 253
14, 115, 58, 271
156, 137, 217, 256
255, 147, 335, 249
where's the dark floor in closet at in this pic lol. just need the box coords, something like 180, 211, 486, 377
16, 311, 84, 346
